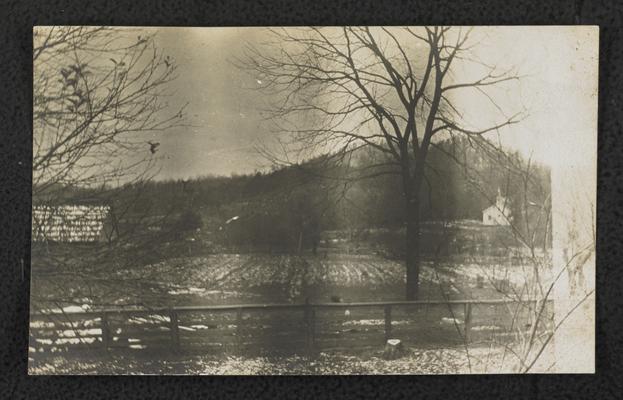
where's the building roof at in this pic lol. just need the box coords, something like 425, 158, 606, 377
32, 205, 110, 243
483, 189, 509, 213
483, 204, 502, 213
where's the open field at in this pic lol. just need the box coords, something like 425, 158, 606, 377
29, 247, 554, 374
32, 248, 549, 308
30, 223, 553, 374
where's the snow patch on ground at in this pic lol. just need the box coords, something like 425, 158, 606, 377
471, 325, 503, 331
440, 317, 464, 326
24, 345, 549, 374
342, 319, 413, 327
59, 328, 102, 337
168, 287, 206, 295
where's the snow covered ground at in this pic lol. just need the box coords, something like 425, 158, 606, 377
28, 344, 555, 375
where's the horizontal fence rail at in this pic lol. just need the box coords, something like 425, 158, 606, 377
29, 299, 554, 356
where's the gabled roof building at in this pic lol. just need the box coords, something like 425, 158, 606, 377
32, 205, 114, 243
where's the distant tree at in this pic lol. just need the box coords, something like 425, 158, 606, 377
173, 209, 203, 236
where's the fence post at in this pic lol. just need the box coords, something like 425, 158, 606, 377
169, 309, 180, 351
384, 305, 392, 342
304, 300, 315, 355
309, 307, 316, 351
464, 303, 473, 342
101, 312, 111, 349
236, 308, 243, 351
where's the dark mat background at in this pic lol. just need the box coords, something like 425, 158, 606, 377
0, 0, 621, 398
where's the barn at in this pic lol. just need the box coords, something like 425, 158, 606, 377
31, 204, 116, 243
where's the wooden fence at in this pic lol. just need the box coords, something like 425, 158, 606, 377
29, 299, 553, 355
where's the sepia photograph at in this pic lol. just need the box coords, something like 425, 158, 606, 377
29, 25, 597, 375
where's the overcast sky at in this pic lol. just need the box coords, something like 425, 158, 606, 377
132, 26, 597, 180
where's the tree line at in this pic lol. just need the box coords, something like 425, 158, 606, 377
34, 135, 550, 256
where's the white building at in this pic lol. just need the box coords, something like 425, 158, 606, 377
482, 190, 512, 226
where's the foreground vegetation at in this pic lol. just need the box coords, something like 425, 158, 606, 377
30, 344, 555, 375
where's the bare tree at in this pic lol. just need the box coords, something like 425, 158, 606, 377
240, 26, 522, 299
430, 136, 596, 372
31, 27, 186, 311
33, 26, 184, 195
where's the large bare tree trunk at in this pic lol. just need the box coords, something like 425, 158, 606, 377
405, 197, 421, 300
